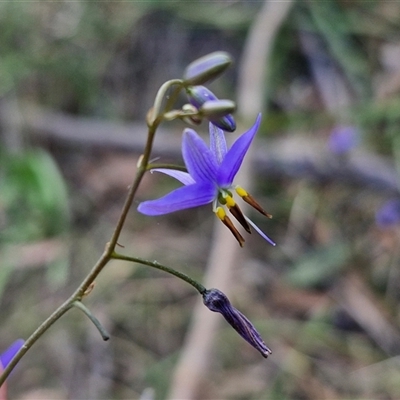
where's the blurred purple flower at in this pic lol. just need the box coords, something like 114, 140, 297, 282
0, 339, 24, 400
0, 339, 24, 370
376, 199, 400, 228
328, 125, 359, 155
203, 288, 272, 358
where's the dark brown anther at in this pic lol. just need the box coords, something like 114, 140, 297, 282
228, 203, 251, 233
242, 194, 272, 219
220, 215, 245, 247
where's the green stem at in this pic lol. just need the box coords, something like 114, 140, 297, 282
111, 252, 206, 295
146, 163, 187, 172
151, 79, 183, 125
73, 301, 110, 341
0, 79, 186, 387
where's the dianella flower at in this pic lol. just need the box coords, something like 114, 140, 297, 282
138, 114, 275, 247
203, 288, 272, 358
328, 125, 359, 155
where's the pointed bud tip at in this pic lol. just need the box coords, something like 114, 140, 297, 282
262, 348, 272, 358
211, 114, 236, 132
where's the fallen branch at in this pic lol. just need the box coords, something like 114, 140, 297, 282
2, 102, 398, 195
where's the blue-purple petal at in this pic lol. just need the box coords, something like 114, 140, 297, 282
182, 129, 219, 183
209, 123, 227, 164
0, 339, 24, 369
217, 114, 261, 187
151, 169, 195, 185
137, 182, 216, 216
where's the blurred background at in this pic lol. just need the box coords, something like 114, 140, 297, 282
2, 1, 400, 399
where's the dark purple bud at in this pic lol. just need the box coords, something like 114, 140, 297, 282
203, 288, 272, 358
328, 125, 359, 155
183, 51, 232, 86
0, 339, 24, 368
376, 199, 400, 228
186, 86, 236, 132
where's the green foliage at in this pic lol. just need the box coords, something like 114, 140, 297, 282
0, 149, 69, 242
286, 242, 351, 288
0, 148, 70, 294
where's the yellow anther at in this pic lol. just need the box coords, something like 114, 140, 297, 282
225, 195, 236, 208
216, 206, 226, 220
235, 186, 248, 198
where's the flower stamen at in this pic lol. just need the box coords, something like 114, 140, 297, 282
215, 207, 245, 247
222, 194, 251, 233
235, 186, 272, 219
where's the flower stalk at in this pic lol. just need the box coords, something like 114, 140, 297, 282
111, 252, 206, 295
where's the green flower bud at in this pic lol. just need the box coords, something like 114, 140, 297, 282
183, 51, 232, 86
199, 100, 236, 118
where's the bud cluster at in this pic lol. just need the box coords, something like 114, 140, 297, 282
182, 52, 236, 132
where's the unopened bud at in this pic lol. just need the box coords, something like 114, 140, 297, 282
183, 51, 232, 86
186, 85, 218, 108
187, 86, 236, 132
199, 100, 236, 118
203, 288, 272, 358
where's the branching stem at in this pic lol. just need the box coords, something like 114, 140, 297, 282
0, 79, 187, 387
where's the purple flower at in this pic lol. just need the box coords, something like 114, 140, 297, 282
376, 199, 400, 228
203, 288, 272, 358
0, 339, 24, 370
138, 114, 275, 247
186, 85, 236, 132
328, 125, 359, 155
